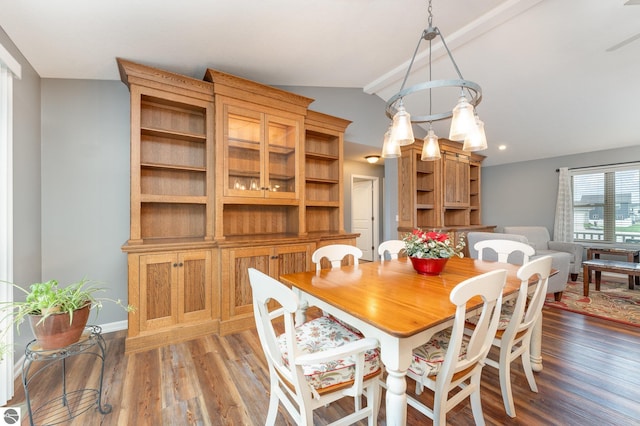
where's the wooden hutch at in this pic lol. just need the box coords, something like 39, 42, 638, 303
118, 59, 356, 353
397, 138, 494, 255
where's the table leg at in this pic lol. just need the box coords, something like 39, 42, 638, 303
583, 264, 590, 297
385, 369, 408, 426
635, 254, 640, 286
627, 254, 635, 289
595, 270, 601, 291
530, 316, 543, 372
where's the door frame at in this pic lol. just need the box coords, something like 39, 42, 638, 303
350, 174, 380, 261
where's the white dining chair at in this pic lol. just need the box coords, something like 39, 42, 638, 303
472, 255, 552, 417
377, 240, 406, 261
312, 244, 362, 271
248, 268, 382, 426
405, 269, 507, 425
474, 239, 535, 264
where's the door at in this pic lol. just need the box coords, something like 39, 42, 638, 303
351, 176, 380, 261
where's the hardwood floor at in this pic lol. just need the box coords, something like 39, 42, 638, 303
8, 307, 640, 425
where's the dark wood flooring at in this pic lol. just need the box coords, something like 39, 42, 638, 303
7, 306, 640, 425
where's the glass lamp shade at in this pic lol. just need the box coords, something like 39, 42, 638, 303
381, 127, 401, 158
421, 128, 441, 161
390, 101, 415, 146
449, 95, 476, 141
463, 115, 487, 151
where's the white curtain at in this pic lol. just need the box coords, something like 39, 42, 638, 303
554, 167, 573, 242
0, 43, 20, 406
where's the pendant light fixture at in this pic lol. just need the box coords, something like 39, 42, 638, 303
382, 0, 486, 160
380, 124, 401, 158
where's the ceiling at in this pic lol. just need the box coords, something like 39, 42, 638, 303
1, 0, 639, 166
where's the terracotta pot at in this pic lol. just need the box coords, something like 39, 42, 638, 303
29, 304, 90, 350
409, 257, 449, 276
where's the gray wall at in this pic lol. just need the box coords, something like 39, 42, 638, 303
1, 28, 42, 351
41, 79, 131, 327
483, 145, 640, 236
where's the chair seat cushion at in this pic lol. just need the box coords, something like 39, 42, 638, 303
409, 329, 469, 378
277, 316, 381, 391
465, 298, 516, 331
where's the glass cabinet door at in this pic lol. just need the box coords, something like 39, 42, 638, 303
223, 103, 299, 199
266, 115, 298, 198
224, 106, 263, 197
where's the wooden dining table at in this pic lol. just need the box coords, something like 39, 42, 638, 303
279, 256, 546, 426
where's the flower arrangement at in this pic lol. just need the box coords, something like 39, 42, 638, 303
402, 229, 465, 259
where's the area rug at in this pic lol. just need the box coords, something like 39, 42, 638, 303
544, 278, 640, 327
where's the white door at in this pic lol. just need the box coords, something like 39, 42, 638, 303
352, 178, 376, 261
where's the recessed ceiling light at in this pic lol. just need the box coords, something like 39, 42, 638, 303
498, 145, 507, 151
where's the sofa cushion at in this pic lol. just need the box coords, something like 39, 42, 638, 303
503, 226, 551, 251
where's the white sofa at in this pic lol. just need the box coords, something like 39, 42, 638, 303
503, 226, 583, 282
467, 231, 571, 301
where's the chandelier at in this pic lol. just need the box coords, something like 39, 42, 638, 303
381, 0, 487, 161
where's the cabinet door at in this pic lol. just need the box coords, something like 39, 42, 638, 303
223, 105, 263, 198
221, 246, 271, 322
178, 250, 212, 323
443, 153, 470, 207
221, 102, 300, 200
271, 243, 314, 278
265, 115, 299, 199
139, 253, 179, 331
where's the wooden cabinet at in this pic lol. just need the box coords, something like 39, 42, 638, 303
119, 60, 358, 352
398, 138, 493, 246
220, 242, 313, 334
118, 59, 215, 244
125, 247, 218, 353
205, 69, 313, 241
304, 111, 351, 235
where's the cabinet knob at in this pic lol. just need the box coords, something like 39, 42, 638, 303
178, 262, 184, 267
173, 263, 178, 267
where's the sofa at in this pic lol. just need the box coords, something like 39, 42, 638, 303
467, 231, 571, 301
503, 226, 583, 282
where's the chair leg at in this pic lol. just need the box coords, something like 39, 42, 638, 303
570, 273, 578, 281
554, 291, 563, 302
521, 349, 539, 393
366, 381, 380, 426
265, 389, 279, 426
499, 348, 516, 418
469, 374, 486, 426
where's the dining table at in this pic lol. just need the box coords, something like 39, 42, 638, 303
279, 256, 547, 426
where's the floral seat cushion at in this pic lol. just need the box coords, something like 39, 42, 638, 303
277, 315, 381, 391
465, 298, 516, 330
408, 329, 469, 378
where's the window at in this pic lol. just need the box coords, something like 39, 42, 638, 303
572, 164, 640, 244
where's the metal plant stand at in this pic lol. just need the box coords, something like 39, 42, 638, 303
22, 325, 111, 425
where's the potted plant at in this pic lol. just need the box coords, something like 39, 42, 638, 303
402, 229, 465, 275
1, 278, 134, 355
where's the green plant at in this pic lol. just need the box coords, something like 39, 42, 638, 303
402, 229, 465, 259
0, 278, 134, 357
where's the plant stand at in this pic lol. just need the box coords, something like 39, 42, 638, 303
22, 325, 111, 425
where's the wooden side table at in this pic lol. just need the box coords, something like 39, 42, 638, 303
22, 325, 111, 426
586, 247, 640, 287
